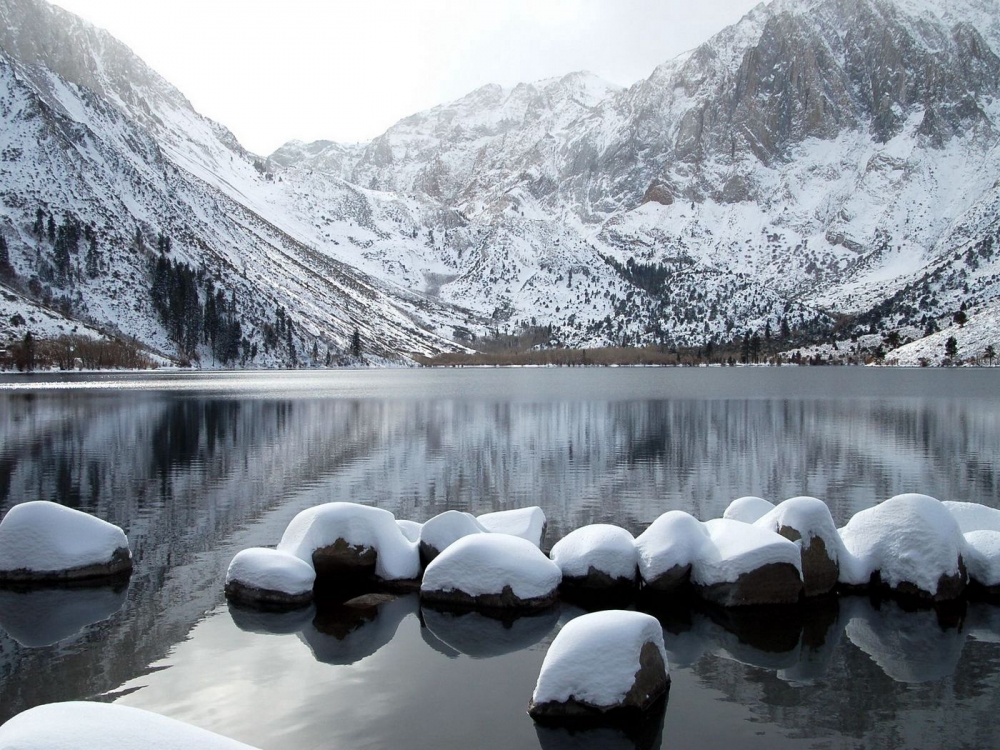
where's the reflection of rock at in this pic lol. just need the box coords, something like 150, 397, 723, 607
227, 601, 316, 635
298, 593, 415, 665
844, 596, 966, 683
533, 697, 666, 750
420, 605, 560, 659
653, 598, 844, 684
0, 584, 128, 648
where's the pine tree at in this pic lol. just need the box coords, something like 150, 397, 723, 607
0, 235, 13, 281
46, 215, 55, 242
945, 336, 958, 362
986, 344, 996, 367
32, 208, 45, 238
85, 235, 100, 278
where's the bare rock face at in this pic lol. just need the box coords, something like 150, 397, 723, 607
696, 562, 804, 607
224, 580, 313, 609
777, 525, 839, 598
311, 538, 378, 580
561, 566, 637, 593
641, 563, 692, 594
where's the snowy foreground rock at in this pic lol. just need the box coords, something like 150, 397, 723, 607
753, 497, 843, 597
0, 701, 258, 749
421, 534, 562, 610
839, 494, 967, 601
529, 611, 669, 721
277, 503, 420, 583
224, 548, 315, 607
635, 511, 802, 605
550, 525, 638, 591
0, 501, 132, 583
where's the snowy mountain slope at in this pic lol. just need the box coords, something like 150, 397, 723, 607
275, 0, 1000, 351
3, 0, 1000, 363
0, 0, 485, 365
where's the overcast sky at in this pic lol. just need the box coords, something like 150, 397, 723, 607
53, 1, 761, 155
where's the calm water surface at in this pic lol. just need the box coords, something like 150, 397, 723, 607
1, 367, 999, 749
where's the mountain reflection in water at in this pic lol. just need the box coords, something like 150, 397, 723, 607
0, 369, 999, 748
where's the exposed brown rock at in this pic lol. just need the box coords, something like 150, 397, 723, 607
224, 579, 313, 609
776, 526, 839, 597
696, 562, 803, 607
311, 538, 377, 580
641, 563, 692, 593
421, 583, 558, 612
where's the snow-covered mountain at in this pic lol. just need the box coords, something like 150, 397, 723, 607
2, 0, 999, 365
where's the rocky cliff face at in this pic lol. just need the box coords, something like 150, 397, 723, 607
2, 0, 999, 363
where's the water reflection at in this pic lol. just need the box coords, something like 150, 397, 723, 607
533, 699, 668, 750
421, 606, 561, 659
1, 370, 1000, 747
0, 584, 128, 648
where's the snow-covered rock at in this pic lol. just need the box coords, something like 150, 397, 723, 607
0, 501, 132, 583
396, 519, 423, 543
635, 511, 709, 592
838, 494, 967, 601
418, 510, 486, 565
695, 519, 804, 606
277, 502, 420, 583
0, 701, 258, 749
421, 534, 561, 610
753, 497, 842, 597
477, 507, 547, 548
529, 610, 669, 720
962, 531, 1000, 590
549, 524, 638, 590
944, 501, 1000, 533
224, 548, 315, 607
723, 496, 776, 524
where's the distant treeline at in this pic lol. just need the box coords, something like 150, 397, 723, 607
1, 333, 156, 371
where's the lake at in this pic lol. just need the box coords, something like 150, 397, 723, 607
1, 367, 999, 749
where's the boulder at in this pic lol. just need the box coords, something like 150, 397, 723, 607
962, 530, 1000, 594
396, 519, 423, 543
838, 494, 967, 602
635, 511, 708, 592
421, 534, 561, 611
0, 501, 132, 584
753, 497, 841, 597
550, 524, 638, 591
722, 496, 776, 524
277, 502, 420, 584
224, 548, 315, 607
529, 610, 669, 720
477, 506, 547, 548
694, 519, 803, 606
418, 510, 486, 565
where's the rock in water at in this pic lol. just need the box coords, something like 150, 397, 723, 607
549, 524, 638, 591
224, 548, 315, 607
477, 507, 547, 548
753, 496, 842, 597
529, 610, 669, 720
277, 502, 420, 584
0, 501, 132, 583
421, 534, 561, 611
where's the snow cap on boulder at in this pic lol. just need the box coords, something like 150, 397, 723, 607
418, 511, 486, 565
277, 502, 420, 582
695, 519, 803, 606
753, 496, 842, 596
529, 610, 669, 720
421, 534, 561, 610
396, 519, 423, 543
0, 501, 132, 582
943, 501, 1000, 533
838, 494, 966, 601
549, 524, 638, 589
635, 511, 710, 591
962, 530, 1000, 589
477, 506, 547, 548
225, 548, 315, 607
723, 496, 776, 524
